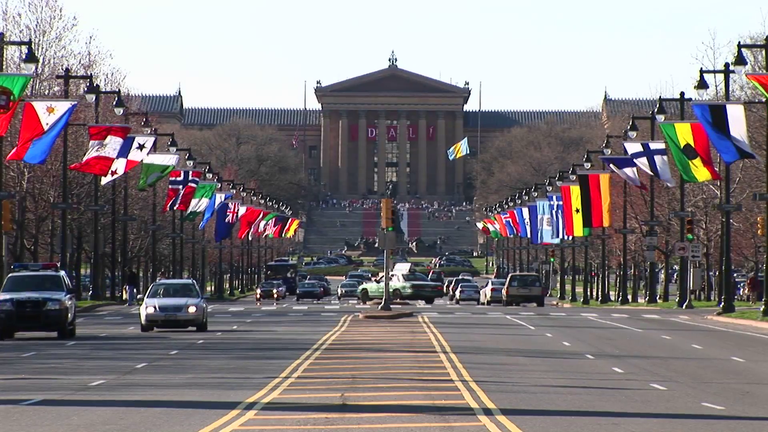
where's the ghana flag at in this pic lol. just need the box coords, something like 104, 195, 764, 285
658, 121, 720, 183
560, 182, 587, 237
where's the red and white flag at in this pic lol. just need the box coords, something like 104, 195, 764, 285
163, 169, 202, 212
237, 206, 267, 239
69, 124, 132, 176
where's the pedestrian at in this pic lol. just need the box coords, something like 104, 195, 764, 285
125, 268, 140, 306
747, 273, 758, 304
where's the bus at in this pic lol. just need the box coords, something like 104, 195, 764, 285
264, 261, 299, 295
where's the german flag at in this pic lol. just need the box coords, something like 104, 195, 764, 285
584, 172, 611, 228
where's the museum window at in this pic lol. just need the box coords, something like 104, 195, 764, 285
308, 145, 318, 159
307, 168, 318, 184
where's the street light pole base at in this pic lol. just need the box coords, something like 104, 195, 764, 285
681, 300, 695, 309
378, 301, 392, 311
760, 303, 768, 318
581, 298, 590, 305
720, 302, 736, 314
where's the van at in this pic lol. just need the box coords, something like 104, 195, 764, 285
502, 273, 545, 307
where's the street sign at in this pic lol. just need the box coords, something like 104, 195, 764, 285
753, 193, 768, 202
117, 215, 138, 222
689, 243, 702, 261
0, 192, 16, 200
673, 242, 690, 257
644, 236, 658, 246
641, 220, 662, 226
377, 231, 398, 250
617, 228, 636, 235
670, 211, 693, 218
51, 202, 75, 210
84, 204, 108, 212
644, 250, 656, 262
716, 203, 743, 212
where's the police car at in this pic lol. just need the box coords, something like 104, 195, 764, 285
0, 263, 77, 340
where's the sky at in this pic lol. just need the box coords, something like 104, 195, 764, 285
60, 0, 768, 111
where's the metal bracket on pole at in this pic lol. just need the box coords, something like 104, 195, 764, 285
669, 211, 694, 219
640, 220, 662, 226
716, 203, 743, 212
51, 202, 76, 210
117, 215, 138, 222
0, 192, 16, 201
84, 204, 108, 212
753, 193, 768, 202
617, 228, 636, 235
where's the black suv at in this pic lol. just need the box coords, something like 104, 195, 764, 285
0, 263, 77, 340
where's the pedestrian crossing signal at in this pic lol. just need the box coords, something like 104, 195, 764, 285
685, 218, 695, 241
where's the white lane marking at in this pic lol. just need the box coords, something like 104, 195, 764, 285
293, 306, 308, 310
549, 312, 566, 316
670, 318, 768, 339
95, 312, 109, 315
216, 333, 222, 336
131, 307, 139, 312
169, 351, 178, 355
99, 334, 108, 337
731, 357, 746, 362
642, 314, 661, 318
611, 314, 629, 317
21, 352, 36, 357
135, 363, 148, 369
506, 316, 535, 330
661, 335, 672, 339
324, 305, 340, 309
691, 344, 703, 349
321, 313, 338, 316
88, 380, 106, 386
562, 342, 571, 346
701, 402, 725, 410
585, 354, 595, 359
196, 340, 204, 344
581, 313, 598, 317
65, 342, 76, 346
650, 384, 667, 390
18, 398, 42, 405
356, 305, 370, 308
678, 315, 690, 319
76, 318, 85, 323
612, 367, 625, 373
261, 306, 276, 310
127, 327, 135, 330
447, 305, 460, 308
545, 333, 553, 337
421, 312, 438, 315
214, 314, 231, 317
289, 313, 304, 316
519, 312, 535, 315
232, 326, 238, 329
588, 317, 643, 332
416, 304, 432, 308
487, 312, 503, 315
246, 320, 252, 323
391, 305, 402, 308
104, 316, 123, 320
454, 312, 471, 315
228, 307, 244, 311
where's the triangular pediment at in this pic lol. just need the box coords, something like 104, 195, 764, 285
317, 67, 470, 95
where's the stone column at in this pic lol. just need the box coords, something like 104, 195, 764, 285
357, 111, 367, 196
397, 111, 408, 200
320, 111, 332, 191
338, 110, 348, 196
454, 111, 464, 199
418, 111, 427, 197
436, 111, 446, 197
377, 110, 387, 195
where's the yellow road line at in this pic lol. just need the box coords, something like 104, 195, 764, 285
254, 400, 468, 406
234, 422, 484, 430
247, 413, 418, 419
290, 376, 453, 383
298, 370, 448, 376
304, 363, 440, 369
285, 383, 457, 390
310, 356, 441, 363
423, 316, 524, 432
272, 390, 461, 398
317, 352, 436, 357
219, 315, 354, 432
198, 315, 351, 432
418, 315, 502, 432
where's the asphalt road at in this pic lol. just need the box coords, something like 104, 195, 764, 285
3, 295, 768, 432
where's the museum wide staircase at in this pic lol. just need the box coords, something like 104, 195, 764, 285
302, 206, 478, 256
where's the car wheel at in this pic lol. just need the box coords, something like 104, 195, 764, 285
454, 298, 460, 304
196, 320, 208, 332
424, 298, 435, 305
140, 323, 154, 333
1, 329, 14, 340
392, 289, 403, 301
57, 326, 70, 339
68, 324, 77, 338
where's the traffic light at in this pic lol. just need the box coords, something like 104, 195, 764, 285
758, 217, 766, 237
2, 200, 11, 232
380, 198, 393, 231
685, 218, 695, 241
549, 249, 555, 262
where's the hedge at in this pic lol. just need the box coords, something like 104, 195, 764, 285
302, 265, 478, 278
415, 267, 481, 277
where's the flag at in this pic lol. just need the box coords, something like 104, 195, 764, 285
692, 102, 756, 165
0, 73, 33, 136
576, 174, 595, 236
746, 73, 768, 98
528, 203, 540, 244
214, 201, 240, 243
68, 124, 132, 175
254, 213, 278, 238
291, 131, 299, 149
561, 184, 575, 237
266, 215, 290, 238
137, 153, 179, 190
476, 221, 491, 236
658, 122, 720, 183
500, 211, 516, 236
562, 183, 587, 237
163, 169, 202, 212
101, 135, 155, 185
537, 199, 555, 244
7, 100, 78, 164
494, 214, 509, 237
200, 192, 232, 229
548, 193, 564, 243
623, 141, 676, 187
577, 172, 612, 229
600, 155, 648, 191
514, 207, 528, 238
447, 137, 469, 160
182, 182, 217, 221
237, 206, 267, 239
284, 219, 301, 238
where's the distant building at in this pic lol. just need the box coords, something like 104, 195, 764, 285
133, 54, 667, 201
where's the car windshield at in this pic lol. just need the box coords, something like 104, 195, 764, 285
300, 282, 318, 288
1, 274, 65, 293
401, 273, 429, 282
308, 275, 324, 281
509, 275, 542, 287
459, 284, 479, 290
147, 283, 200, 298
453, 278, 472, 286
491, 279, 506, 286
340, 282, 358, 288
347, 273, 365, 280
261, 282, 278, 288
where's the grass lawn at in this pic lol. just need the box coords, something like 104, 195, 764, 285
561, 299, 754, 309
76, 300, 116, 307
724, 310, 768, 322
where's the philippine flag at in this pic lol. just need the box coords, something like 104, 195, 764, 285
101, 135, 155, 185
6, 100, 78, 164
69, 125, 132, 176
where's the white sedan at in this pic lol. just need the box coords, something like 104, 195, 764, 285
139, 279, 208, 332
480, 279, 506, 306
454, 283, 481, 304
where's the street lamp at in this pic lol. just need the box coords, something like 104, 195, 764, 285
603, 133, 633, 304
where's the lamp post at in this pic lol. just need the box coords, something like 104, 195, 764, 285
695, 63, 737, 314
553, 172, 568, 301
626, 97, 666, 305
229, 183, 245, 297
568, 164, 590, 304
83, 83, 126, 300
0, 32, 39, 281
734, 38, 768, 316
174, 148, 196, 278
583, 146, 613, 303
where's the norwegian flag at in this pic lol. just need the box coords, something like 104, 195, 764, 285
163, 169, 202, 212
291, 131, 299, 149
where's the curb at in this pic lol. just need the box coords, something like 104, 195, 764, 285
369, 300, 412, 306
358, 311, 415, 320
550, 301, 673, 309
77, 302, 120, 313
706, 315, 768, 329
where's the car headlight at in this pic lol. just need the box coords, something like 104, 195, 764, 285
145, 306, 156, 313
187, 305, 197, 313
0, 302, 12, 310
44, 300, 66, 309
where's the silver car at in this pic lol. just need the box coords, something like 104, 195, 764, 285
138, 279, 208, 332
337, 280, 361, 300
480, 279, 506, 305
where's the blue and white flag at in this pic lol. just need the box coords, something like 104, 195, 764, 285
200, 192, 233, 229
692, 101, 757, 165
537, 199, 555, 244
623, 141, 675, 187
600, 155, 647, 191
548, 193, 564, 243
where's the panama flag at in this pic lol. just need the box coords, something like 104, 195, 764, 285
7, 100, 78, 164
101, 135, 155, 185
69, 124, 132, 175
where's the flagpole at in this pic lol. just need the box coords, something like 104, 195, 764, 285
302, 80, 307, 177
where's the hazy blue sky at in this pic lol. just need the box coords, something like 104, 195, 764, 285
62, 0, 767, 111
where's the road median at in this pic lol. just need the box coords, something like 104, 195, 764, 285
358, 310, 415, 320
